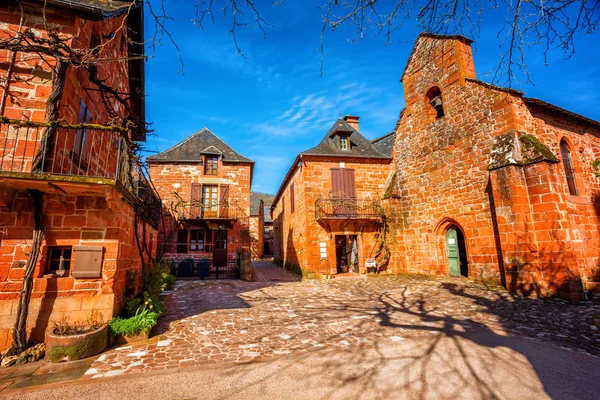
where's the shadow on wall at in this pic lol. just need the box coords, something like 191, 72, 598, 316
284, 228, 301, 276
486, 177, 590, 300
204, 277, 600, 399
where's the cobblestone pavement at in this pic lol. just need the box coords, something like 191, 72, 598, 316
84, 262, 600, 379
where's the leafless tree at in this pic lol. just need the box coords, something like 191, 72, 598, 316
147, 0, 599, 86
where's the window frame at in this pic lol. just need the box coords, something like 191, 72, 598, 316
202, 185, 219, 212
46, 246, 73, 276
560, 139, 579, 196
189, 229, 205, 252
204, 156, 219, 175
339, 134, 349, 151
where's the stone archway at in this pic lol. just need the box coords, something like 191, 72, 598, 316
436, 218, 469, 278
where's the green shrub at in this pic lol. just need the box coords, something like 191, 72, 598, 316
142, 262, 172, 297
108, 308, 158, 337
124, 297, 142, 318
164, 273, 175, 290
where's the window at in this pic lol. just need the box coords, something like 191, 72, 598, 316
339, 135, 349, 151
190, 230, 205, 251
425, 86, 444, 120
46, 246, 72, 275
202, 185, 218, 212
560, 140, 579, 196
74, 100, 91, 159
264, 226, 271, 234
205, 156, 218, 175
290, 183, 295, 213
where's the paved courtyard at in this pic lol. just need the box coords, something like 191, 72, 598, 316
84, 261, 600, 379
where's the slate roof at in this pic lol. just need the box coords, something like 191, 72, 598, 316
147, 128, 254, 164
250, 192, 275, 219
301, 118, 391, 160
250, 195, 264, 216
39, 0, 140, 18
371, 132, 395, 157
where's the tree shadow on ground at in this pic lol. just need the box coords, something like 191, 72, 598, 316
210, 275, 600, 399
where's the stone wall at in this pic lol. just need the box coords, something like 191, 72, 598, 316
272, 156, 390, 276
390, 34, 600, 299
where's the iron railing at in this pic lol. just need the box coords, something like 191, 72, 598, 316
176, 202, 246, 220
315, 198, 382, 220
0, 119, 161, 222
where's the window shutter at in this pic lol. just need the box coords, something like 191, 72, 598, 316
219, 184, 229, 218
290, 183, 295, 213
331, 168, 343, 197
191, 183, 202, 218
343, 169, 356, 198
71, 245, 103, 278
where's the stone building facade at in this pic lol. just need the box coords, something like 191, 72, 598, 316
271, 117, 391, 277
249, 194, 264, 259
385, 33, 600, 300
0, 1, 158, 350
147, 128, 254, 273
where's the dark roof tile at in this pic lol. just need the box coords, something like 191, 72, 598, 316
147, 128, 253, 164
371, 132, 395, 157
300, 118, 391, 159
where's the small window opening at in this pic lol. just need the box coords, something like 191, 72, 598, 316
339, 135, 349, 151
204, 156, 218, 175
46, 246, 72, 275
190, 229, 205, 251
560, 139, 579, 196
426, 87, 444, 120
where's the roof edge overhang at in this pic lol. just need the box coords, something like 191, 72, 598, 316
39, 0, 141, 19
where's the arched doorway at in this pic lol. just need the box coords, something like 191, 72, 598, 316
446, 225, 468, 277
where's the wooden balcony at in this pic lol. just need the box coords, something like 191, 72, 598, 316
315, 198, 382, 221
176, 202, 246, 221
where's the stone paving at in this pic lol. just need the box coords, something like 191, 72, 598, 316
84, 261, 600, 379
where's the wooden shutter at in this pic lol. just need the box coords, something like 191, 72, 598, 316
219, 184, 229, 218
343, 169, 356, 198
191, 183, 202, 218
71, 245, 103, 278
331, 168, 343, 197
331, 168, 355, 197
290, 183, 295, 213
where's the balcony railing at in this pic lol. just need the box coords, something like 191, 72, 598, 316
0, 117, 161, 225
176, 202, 246, 221
315, 198, 382, 220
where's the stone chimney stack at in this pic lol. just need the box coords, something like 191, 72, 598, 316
344, 115, 360, 131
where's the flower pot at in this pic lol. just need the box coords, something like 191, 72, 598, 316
45, 323, 108, 362
113, 330, 150, 345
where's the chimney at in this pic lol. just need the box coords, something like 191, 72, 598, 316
343, 115, 360, 131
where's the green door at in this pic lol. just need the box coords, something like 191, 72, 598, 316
446, 227, 460, 277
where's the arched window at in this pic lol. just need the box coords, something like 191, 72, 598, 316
560, 139, 578, 196
425, 86, 444, 120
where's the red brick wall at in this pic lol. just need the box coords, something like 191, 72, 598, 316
390, 34, 600, 299
272, 156, 390, 276
0, 4, 133, 178
0, 4, 155, 349
148, 160, 253, 260
0, 187, 156, 350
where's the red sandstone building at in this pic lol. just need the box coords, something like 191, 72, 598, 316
271, 116, 392, 277
249, 194, 264, 259
385, 34, 600, 300
0, 0, 159, 350
147, 128, 253, 279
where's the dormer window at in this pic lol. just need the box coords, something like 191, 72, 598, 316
339, 134, 349, 151
425, 86, 444, 120
204, 156, 218, 175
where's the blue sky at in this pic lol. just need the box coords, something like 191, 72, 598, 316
143, 1, 600, 195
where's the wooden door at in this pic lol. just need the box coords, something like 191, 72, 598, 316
446, 227, 460, 277
213, 230, 228, 267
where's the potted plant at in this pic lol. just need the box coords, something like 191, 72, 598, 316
108, 298, 162, 344
45, 310, 107, 362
